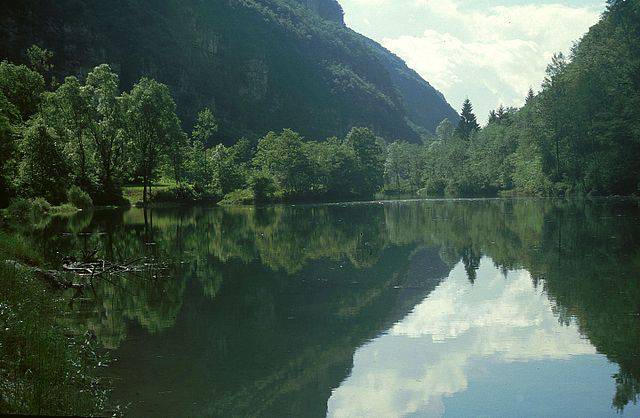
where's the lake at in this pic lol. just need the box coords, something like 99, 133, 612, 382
33, 199, 640, 417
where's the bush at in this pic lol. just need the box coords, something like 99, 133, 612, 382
29, 197, 52, 214
5, 197, 51, 221
422, 178, 446, 197
150, 184, 200, 204
66, 186, 93, 209
219, 188, 254, 205
444, 181, 461, 198
249, 172, 276, 202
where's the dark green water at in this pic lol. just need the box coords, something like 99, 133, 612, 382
34, 199, 640, 417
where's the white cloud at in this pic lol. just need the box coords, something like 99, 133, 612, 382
327, 259, 599, 417
341, 0, 603, 123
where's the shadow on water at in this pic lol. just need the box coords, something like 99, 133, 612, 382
22, 198, 640, 416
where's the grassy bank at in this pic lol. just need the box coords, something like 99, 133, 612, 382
122, 183, 174, 207
0, 231, 107, 415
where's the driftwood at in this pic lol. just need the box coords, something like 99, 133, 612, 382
5, 254, 171, 291
62, 257, 169, 278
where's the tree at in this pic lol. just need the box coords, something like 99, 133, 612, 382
0, 92, 21, 206
209, 144, 245, 195
183, 139, 217, 196
385, 141, 411, 189
123, 78, 184, 205
455, 99, 480, 140
525, 88, 535, 104
192, 108, 218, 146
18, 116, 70, 204
85, 64, 128, 199
344, 127, 385, 197
26, 45, 54, 80
45, 76, 94, 190
0, 61, 45, 119
435, 118, 454, 142
253, 129, 312, 196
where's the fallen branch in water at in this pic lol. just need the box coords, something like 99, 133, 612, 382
62, 256, 169, 278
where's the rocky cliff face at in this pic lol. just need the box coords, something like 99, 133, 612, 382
0, 0, 457, 142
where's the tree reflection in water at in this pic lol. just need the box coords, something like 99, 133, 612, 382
21, 199, 640, 415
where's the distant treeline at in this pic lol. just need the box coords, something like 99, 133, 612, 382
1, 0, 638, 208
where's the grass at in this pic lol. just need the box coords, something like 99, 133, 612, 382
0, 231, 107, 415
122, 182, 173, 206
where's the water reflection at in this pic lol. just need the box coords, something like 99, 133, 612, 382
328, 259, 607, 417
19, 199, 640, 416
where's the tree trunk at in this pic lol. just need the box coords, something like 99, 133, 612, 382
143, 174, 148, 207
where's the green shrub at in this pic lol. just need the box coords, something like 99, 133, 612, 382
150, 184, 200, 204
219, 188, 254, 205
422, 178, 446, 197
28, 197, 52, 214
5, 197, 51, 220
66, 186, 93, 209
249, 172, 276, 202
444, 181, 461, 198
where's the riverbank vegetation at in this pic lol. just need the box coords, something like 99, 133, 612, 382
0, 229, 107, 415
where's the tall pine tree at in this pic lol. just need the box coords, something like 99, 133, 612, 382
455, 98, 480, 140
525, 87, 535, 104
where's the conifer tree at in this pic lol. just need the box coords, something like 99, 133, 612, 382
455, 99, 480, 140
525, 87, 535, 104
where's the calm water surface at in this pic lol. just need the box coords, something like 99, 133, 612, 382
35, 199, 640, 417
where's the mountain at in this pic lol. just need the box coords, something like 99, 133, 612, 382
0, 0, 457, 143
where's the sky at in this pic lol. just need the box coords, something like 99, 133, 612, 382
327, 260, 629, 417
338, 0, 607, 123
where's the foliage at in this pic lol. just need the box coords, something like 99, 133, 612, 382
455, 98, 480, 140
191, 108, 218, 146
0, 232, 106, 415
123, 77, 184, 204
0, 0, 457, 142
66, 185, 93, 210
219, 188, 255, 206
0, 60, 44, 119
17, 117, 70, 204
403, 3, 640, 198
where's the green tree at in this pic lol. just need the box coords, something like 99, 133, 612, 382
123, 78, 184, 205
344, 127, 385, 197
304, 137, 358, 198
17, 116, 70, 204
26, 45, 54, 80
0, 93, 21, 205
455, 99, 480, 140
0, 61, 45, 119
385, 141, 411, 189
435, 118, 454, 142
525, 87, 535, 104
85, 64, 128, 199
191, 108, 218, 146
45, 76, 95, 190
253, 129, 312, 197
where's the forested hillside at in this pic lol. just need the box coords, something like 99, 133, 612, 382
0, 0, 457, 142
375, 0, 639, 198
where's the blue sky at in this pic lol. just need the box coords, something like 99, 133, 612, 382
338, 0, 607, 123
